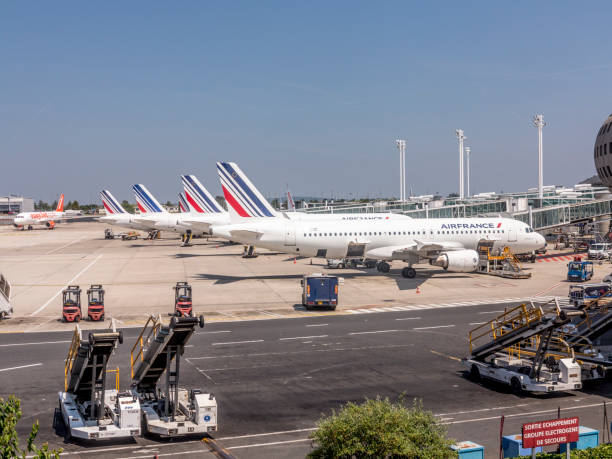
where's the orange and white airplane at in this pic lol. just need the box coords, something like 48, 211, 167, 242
13, 194, 71, 230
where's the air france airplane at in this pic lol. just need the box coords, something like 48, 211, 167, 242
98, 190, 152, 231
212, 162, 546, 278
13, 194, 68, 230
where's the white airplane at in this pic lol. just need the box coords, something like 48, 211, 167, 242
98, 190, 152, 231
212, 161, 546, 278
131, 184, 190, 233
177, 175, 230, 235
13, 194, 70, 230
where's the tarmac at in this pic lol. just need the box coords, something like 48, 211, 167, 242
0, 221, 611, 458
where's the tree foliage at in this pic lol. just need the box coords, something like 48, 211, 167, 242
0, 395, 62, 458
309, 397, 456, 459
518, 444, 612, 458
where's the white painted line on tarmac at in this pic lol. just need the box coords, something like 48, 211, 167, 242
478, 310, 504, 314
395, 317, 421, 321
121, 451, 205, 459
436, 403, 529, 417
305, 323, 328, 327
348, 329, 400, 335
0, 340, 70, 347
279, 335, 328, 341
31, 254, 103, 316
469, 322, 486, 325
413, 325, 455, 330
200, 330, 232, 334
212, 339, 264, 346
227, 438, 311, 450
0, 363, 42, 372
45, 236, 85, 255
442, 402, 603, 425
218, 427, 316, 441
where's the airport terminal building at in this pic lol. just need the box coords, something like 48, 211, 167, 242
0, 196, 34, 214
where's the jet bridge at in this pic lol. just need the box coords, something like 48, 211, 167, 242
463, 301, 583, 393
130, 314, 217, 436
59, 321, 141, 440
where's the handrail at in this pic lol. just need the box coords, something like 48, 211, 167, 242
130, 314, 161, 379
107, 367, 120, 391
64, 325, 82, 391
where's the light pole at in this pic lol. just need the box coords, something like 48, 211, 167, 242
396, 139, 406, 201
533, 115, 546, 200
455, 129, 466, 199
465, 146, 471, 197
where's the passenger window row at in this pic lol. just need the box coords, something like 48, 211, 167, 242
302, 229, 505, 237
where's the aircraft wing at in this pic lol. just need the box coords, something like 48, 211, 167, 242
179, 220, 212, 232
229, 229, 263, 240
366, 240, 465, 260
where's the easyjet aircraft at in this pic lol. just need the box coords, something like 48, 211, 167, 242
13, 194, 77, 230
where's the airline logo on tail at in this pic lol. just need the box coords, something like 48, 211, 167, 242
216, 162, 277, 218
132, 184, 165, 213
178, 193, 190, 213
56, 194, 65, 212
100, 190, 126, 214
181, 175, 224, 214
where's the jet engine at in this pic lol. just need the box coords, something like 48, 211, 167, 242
432, 250, 479, 273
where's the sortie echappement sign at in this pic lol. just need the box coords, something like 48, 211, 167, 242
522, 417, 579, 448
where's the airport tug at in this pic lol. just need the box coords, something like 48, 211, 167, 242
61, 285, 82, 323
130, 314, 216, 436
87, 284, 105, 321
59, 321, 140, 440
173, 281, 193, 317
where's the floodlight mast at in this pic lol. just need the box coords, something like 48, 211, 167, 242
533, 115, 546, 200
455, 129, 466, 199
465, 146, 471, 197
396, 139, 406, 201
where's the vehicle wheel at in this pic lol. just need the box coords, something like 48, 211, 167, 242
365, 260, 376, 269
338, 263, 345, 269
101, 314, 105, 321
118, 331, 123, 344
378, 262, 390, 273
401, 267, 416, 278
510, 377, 523, 395
470, 365, 481, 382
199, 315, 205, 328
75, 316, 80, 323
61, 317, 66, 323
330, 305, 337, 311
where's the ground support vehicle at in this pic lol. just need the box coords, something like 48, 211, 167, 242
301, 274, 339, 310
242, 245, 258, 258
463, 301, 583, 393
476, 241, 531, 279
181, 230, 193, 247
567, 259, 594, 282
0, 273, 12, 319
121, 231, 139, 241
173, 282, 193, 317
104, 228, 115, 239
87, 285, 105, 321
326, 258, 376, 269
568, 283, 610, 307
59, 321, 139, 440
588, 243, 612, 260
146, 230, 160, 240
62, 286, 82, 322
130, 315, 216, 437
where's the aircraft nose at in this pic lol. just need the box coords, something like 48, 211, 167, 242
535, 233, 546, 249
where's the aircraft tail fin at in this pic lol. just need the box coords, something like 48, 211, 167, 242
178, 193, 190, 213
216, 162, 278, 223
100, 190, 127, 214
56, 194, 65, 212
181, 174, 225, 214
132, 184, 166, 214
287, 190, 295, 211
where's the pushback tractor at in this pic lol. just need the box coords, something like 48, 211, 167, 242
59, 321, 140, 440
130, 314, 216, 436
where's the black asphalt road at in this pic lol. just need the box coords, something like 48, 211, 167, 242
1, 304, 611, 458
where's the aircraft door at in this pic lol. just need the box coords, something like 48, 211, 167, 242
284, 225, 296, 246
508, 227, 517, 242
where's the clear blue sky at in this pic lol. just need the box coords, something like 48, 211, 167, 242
2, 1, 611, 203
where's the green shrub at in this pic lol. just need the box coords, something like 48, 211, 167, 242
308, 397, 456, 459
517, 443, 612, 458
0, 395, 61, 459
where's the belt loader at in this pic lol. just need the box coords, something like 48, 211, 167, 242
59, 321, 140, 440
130, 314, 217, 436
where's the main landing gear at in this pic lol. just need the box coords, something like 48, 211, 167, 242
376, 262, 417, 278
401, 267, 416, 278
376, 261, 390, 273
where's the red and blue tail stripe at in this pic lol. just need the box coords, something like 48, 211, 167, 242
132, 184, 164, 213
179, 193, 190, 213
181, 175, 224, 214
216, 162, 277, 218
100, 190, 126, 214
